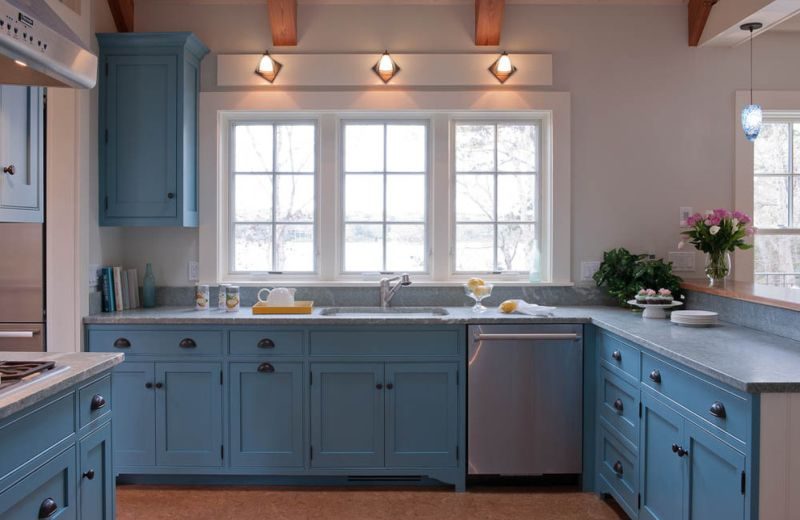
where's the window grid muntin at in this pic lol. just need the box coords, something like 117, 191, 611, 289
453, 121, 541, 274
341, 120, 429, 274
230, 121, 317, 274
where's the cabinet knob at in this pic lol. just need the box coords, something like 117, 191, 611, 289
145, 382, 153, 389
376, 383, 383, 390
257, 362, 275, 373
155, 382, 164, 389
3, 164, 15, 175
612, 399, 624, 412
649, 369, 662, 384
113, 337, 131, 349
90, 394, 106, 411
179, 338, 197, 349
672, 444, 689, 457
38, 498, 58, 518
82, 469, 95, 480
709, 401, 726, 418
612, 460, 624, 476
612, 350, 622, 362
386, 383, 394, 390
167, 192, 175, 199
257, 338, 275, 349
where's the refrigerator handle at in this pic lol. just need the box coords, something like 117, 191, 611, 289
0, 331, 37, 338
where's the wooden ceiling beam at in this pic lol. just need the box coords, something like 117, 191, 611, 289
475, 0, 505, 46
268, 0, 298, 46
688, 0, 718, 47
107, 0, 134, 33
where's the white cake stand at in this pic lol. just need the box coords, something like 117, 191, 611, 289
627, 300, 683, 319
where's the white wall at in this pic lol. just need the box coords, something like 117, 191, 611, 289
103, 2, 800, 285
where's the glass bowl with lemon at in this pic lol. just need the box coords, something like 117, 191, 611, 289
464, 278, 493, 313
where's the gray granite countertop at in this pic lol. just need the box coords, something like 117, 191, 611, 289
0, 352, 124, 420
84, 306, 800, 393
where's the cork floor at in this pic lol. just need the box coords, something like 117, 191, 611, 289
116, 485, 627, 520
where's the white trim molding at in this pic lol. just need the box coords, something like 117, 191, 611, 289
199, 90, 572, 284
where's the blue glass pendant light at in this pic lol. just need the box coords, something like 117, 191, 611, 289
741, 22, 763, 142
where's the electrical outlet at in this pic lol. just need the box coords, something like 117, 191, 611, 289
680, 207, 693, 227
188, 261, 199, 282
88, 264, 101, 288
668, 251, 696, 272
581, 261, 601, 281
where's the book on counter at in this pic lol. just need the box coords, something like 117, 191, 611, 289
100, 266, 141, 312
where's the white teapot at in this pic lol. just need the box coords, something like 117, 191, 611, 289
258, 287, 296, 306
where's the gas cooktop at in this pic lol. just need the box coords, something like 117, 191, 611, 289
0, 361, 56, 392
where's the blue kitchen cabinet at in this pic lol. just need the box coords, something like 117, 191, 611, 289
639, 391, 684, 520
385, 363, 459, 468
684, 420, 746, 520
97, 33, 208, 227
79, 422, 114, 520
0, 85, 43, 223
310, 363, 385, 468
230, 361, 304, 468
0, 447, 77, 520
112, 361, 156, 467
156, 362, 223, 467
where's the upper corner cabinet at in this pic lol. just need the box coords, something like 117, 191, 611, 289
97, 33, 208, 227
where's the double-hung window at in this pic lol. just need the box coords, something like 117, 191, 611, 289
342, 121, 428, 274
753, 118, 800, 287
230, 121, 317, 274
453, 121, 540, 275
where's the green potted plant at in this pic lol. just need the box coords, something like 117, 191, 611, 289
593, 248, 684, 308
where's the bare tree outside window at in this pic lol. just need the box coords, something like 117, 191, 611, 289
231, 123, 316, 273
454, 122, 539, 274
753, 120, 800, 288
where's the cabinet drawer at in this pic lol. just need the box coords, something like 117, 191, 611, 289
0, 394, 75, 481
641, 353, 749, 442
88, 329, 223, 356
598, 367, 639, 449
597, 425, 638, 516
78, 376, 111, 429
229, 330, 304, 356
309, 329, 460, 356
598, 331, 640, 382
0, 447, 77, 520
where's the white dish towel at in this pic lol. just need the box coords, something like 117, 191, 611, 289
501, 300, 557, 316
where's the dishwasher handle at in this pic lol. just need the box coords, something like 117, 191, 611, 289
474, 333, 581, 342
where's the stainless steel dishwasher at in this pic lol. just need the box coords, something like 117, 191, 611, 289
468, 324, 583, 476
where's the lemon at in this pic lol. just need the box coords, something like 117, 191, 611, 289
472, 285, 491, 298
499, 300, 518, 313
467, 278, 485, 291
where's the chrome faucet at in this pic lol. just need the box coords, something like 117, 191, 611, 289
380, 273, 411, 308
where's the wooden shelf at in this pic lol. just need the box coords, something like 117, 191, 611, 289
681, 279, 800, 312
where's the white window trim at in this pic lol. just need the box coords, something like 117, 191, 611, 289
201, 91, 572, 285
734, 91, 800, 283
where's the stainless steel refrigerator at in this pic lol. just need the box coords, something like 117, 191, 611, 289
0, 222, 44, 351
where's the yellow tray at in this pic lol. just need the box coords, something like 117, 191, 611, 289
252, 301, 314, 315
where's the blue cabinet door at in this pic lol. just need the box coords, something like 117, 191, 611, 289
0, 86, 43, 223
310, 363, 384, 468
155, 362, 223, 467
79, 421, 114, 520
640, 392, 684, 520
103, 55, 178, 221
684, 420, 746, 520
230, 362, 304, 468
0, 446, 77, 519
112, 362, 156, 467
385, 363, 458, 468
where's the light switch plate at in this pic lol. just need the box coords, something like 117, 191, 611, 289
88, 264, 101, 288
668, 251, 696, 272
188, 261, 200, 282
581, 261, 601, 281
680, 207, 693, 227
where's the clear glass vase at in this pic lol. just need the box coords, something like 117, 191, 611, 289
705, 252, 731, 287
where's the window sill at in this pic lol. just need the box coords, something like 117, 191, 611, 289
681, 279, 800, 312
217, 280, 575, 288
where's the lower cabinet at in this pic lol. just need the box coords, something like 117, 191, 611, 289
79, 422, 114, 520
0, 447, 77, 520
230, 362, 304, 468
310, 362, 459, 470
112, 361, 223, 469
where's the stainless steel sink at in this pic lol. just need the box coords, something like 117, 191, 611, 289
319, 307, 449, 317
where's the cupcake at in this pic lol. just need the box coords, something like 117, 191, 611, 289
645, 289, 659, 305
635, 289, 648, 305
657, 288, 673, 304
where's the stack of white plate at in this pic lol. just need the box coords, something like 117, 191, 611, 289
670, 310, 719, 327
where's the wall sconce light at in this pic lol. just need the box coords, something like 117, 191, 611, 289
373, 51, 400, 84
255, 51, 282, 83
489, 52, 516, 84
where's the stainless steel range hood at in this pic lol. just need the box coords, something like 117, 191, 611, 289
0, 0, 97, 89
